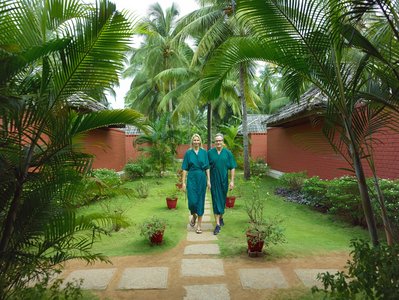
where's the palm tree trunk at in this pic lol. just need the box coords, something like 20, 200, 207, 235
239, 63, 250, 180
207, 102, 212, 150
350, 143, 379, 246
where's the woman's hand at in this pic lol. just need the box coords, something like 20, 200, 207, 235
182, 182, 186, 192
207, 180, 211, 190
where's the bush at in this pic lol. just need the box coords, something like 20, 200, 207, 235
92, 168, 122, 187
313, 239, 399, 300
302, 176, 330, 211
279, 171, 308, 191
250, 158, 270, 177
326, 176, 365, 226
135, 180, 149, 198
124, 163, 146, 179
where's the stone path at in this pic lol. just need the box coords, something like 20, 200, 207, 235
60, 199, 343, 299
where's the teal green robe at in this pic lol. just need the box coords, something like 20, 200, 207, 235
182, 148, 209, 216
208, 148, 237, 215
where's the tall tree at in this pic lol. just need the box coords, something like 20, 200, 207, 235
0, 0, 146, 295
124, 3, 193, 121
201, 0, 399, 246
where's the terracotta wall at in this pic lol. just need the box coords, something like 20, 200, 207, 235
249, 133, 267, 162
266, 123, 399, 179
83, 128, 126, 171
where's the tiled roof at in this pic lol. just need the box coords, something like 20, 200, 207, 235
123, 124, 142, 135
67, 93, 108, 112
265, 89, 326, 127
238, 114, 270, 134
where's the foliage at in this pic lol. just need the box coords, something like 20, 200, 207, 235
326, 176, 365, 226
244, 177, 286, 246
100, 202, 130, 232
0, 0, 145, 296
279, 172, 308, 191
313, 240, 399, 300
134, 114, 181, 176
8, 275, 87, 300
301, 176, 330, 211
139, 216, 167, 239
250, 158, 270, 177
124, 163, 147, 179
219, 124, 243, 158
135, 180, 149, 199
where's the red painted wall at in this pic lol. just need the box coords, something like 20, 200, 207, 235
249, 133, 267, 162
83, 128, 126, 171
267, 123, 399, 179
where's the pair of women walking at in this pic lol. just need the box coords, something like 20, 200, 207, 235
181, 133, 237, 235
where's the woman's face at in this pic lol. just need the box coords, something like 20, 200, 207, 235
192, 136, 201, 148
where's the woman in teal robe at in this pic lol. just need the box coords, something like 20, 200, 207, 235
208, 133, 237, 235
181, 134, 210, 234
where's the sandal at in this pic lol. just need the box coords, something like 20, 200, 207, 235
190, 214, 197, 227
196, 228, 202, 234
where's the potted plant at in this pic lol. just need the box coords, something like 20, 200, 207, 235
175, 169, 183, 189
245, 177, 285, 255
166, 186, 179, 209
140, 216, 167, 245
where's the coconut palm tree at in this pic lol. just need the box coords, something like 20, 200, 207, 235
201, 0, 399, 246
0, 0, 147, 295
124, 3, 193, 120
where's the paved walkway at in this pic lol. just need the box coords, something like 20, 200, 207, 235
60, 200, 343, 299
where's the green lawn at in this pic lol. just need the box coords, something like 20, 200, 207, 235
78, 173, 369, 258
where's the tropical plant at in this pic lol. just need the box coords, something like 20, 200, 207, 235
124, 3, 194, 121
219, 124, 243, 158
0, 0, 146, 296
134, 114, 181, 176
202, 0, 399, 246
139, 216, 167, 240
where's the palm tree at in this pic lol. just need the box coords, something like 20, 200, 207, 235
176, 0, 258, 178
201, 0, 399, 246
124, 3, 193, 120
0, 0, 146, 295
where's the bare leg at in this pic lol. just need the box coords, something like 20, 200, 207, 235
214, 214, 220, 226
196, 216, 203, 233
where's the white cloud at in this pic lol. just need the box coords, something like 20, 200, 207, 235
106, 0, 199, 109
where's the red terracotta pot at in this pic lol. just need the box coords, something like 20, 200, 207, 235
246, 232, 265, 253
225, 196, 236, 208
166, 197, 178, 209
150, 230, 164, 245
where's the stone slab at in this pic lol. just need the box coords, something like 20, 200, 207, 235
294, 269, 338, 288
184, 284, 230, 300
181, 259, 224, 277
187, 231, 218, 241
188, 215, 211, 222
184, 244, 220, 255
239, 268, 288, 289
204, 209, 211, 215
186, 223, 214, 231
63, 268, 116, 290
118, 267, 168, 289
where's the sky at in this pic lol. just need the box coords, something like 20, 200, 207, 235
106, 0, 199, 109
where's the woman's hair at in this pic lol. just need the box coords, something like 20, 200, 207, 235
190, 133, 203, 148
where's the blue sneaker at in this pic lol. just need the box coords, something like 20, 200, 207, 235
213, 225, 221, 235
220, 218, 224, 226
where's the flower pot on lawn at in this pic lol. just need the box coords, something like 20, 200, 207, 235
225, 196, 236, 208
166, 197, 178, 209
246, 231, 265, 253
150, 230, 165, 245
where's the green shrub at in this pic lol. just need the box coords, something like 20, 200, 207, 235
124, 163, 146, 179
250, 158, 270, 177
92, 168, 122, 187
279, 171, 308, 191
326, 176, 365, 226
313, 239, 399, 300
135, 180, 149, 198
302, 176, 331, 211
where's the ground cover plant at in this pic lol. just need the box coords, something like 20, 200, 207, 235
77, 175, 188, 256
79, 173, 369, 259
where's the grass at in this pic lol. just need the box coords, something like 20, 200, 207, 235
218, 176, 368, 258
78, 172, 369, 258
77, 176, 188, 256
